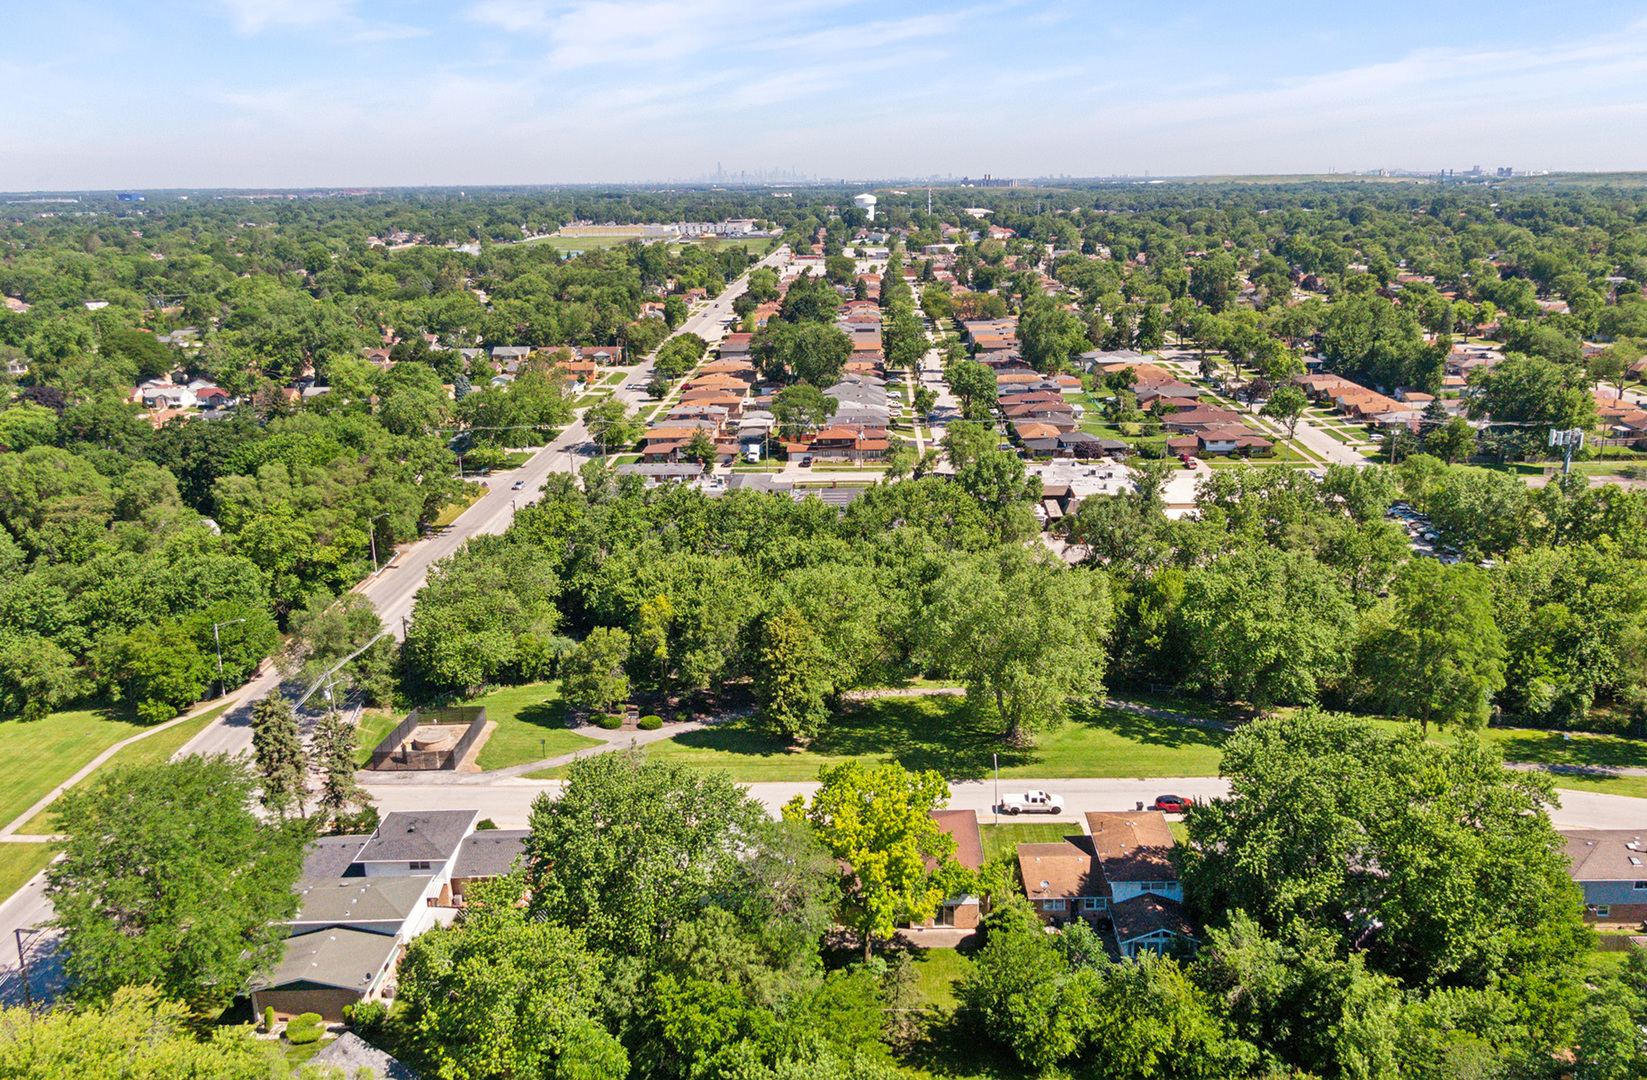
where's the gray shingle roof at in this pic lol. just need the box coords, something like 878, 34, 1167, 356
290, 877, 429, 929
309, 1032, 420, 1080
452, 830, 528, 880
300, 835, 369, 882
354, 810, 477, 865
253, 929, 400, 993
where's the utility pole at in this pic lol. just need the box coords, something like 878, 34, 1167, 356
367, 514, 388, 574
993, 753, 1000, 826
212, 618, 246, 698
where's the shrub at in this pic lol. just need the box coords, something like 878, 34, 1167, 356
637, 714, 663, 731
263, 1006, 275, 1032
285, 1012, 324, 1045
596, 713, 623, 730
475, 818, 498, 830
343, 999, 387, 1035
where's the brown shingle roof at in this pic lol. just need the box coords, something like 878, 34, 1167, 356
1017, 838, 1108, 901
1085, 811, 1178, 883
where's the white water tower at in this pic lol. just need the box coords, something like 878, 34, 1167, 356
853, 192, 877, 222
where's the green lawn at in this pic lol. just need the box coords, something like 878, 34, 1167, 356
465, 683, 601, 771
17, 703, 232, 835
353, 709, 406, 767
0, 706, 160, 829
601, 370, 627, 386
1482, 727, 1647, 770
0, 843, 59, 905
430, 486, 486, 528
910, 948, 974, 1011
978, 822, 1078, 864
550, 694, 1227, 783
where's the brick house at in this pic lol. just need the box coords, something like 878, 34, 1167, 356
1563, 830, 1647, 924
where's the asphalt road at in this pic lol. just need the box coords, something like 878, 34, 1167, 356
357, 775, 1647, 832
177, 247, 791, 760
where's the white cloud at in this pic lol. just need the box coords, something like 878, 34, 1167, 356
217, 0, 358, 32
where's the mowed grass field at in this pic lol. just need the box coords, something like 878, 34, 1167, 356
466, 683, 601, 771
0, 844, 59, 906
17, 702, 231, 835
534, 694, 1228, 782
0, 705, 191, 830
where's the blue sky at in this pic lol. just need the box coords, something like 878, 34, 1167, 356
4, 0, 1647, 190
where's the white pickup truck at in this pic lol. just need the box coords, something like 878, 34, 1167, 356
999, 790, 1064, 815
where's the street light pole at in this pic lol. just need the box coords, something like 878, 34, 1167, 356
212, 618, 246, 698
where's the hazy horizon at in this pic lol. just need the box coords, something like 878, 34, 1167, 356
5, 1, 1647, 191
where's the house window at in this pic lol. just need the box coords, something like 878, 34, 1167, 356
1043, 899, 1066, 912
1635, 881, 1647, 890
1081, 898, 1104, 912
409, 861, 431, 871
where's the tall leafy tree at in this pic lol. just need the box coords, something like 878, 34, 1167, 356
46, 757, 306, 1016
525, 751, 769, 957
784, 760, 965, 959
1356, 559, 1506, 735
921, 547, 1110, 741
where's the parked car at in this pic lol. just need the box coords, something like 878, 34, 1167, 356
1152, 794, 1193, 813
999, 790, 1064, 815
511, 480, 525, 490
799, 455, 813, 467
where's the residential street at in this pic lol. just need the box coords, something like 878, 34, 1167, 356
176, 246, 790, 760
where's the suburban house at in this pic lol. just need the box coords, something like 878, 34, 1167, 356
250, 811, 479, 1022
1562, 829, 1647, 924
448, 829, 529, 905
1014, 810, 1197, 957
919, 810, 986, 930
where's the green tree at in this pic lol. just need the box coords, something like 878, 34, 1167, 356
682, 428, 718, 472
1175, 546, 1353, 710
1423, 415, 1477, 463
784, 760, 964, 959
921, 547, 1110, 741
0, 635, 82, 722
112, 619, 212, 724
753, 322, 852, 387
1190, 252, 1239, 313
0, 985, 293, 1079
1356, 559, 1506, 735
561, 626, 631, 714
47, 757, 305, 1016
771, 382, 839, 439
1260, 384, 1308, 440
959, 899, 1097, 1070
945, 358, 998, 420
584, 397, 643, 455
395, 878, 627, 1080
249, 693, 306, 818
311, 707, 370, 824
1019, 299, 1087, 374
525, 750, 769, 957
1180, 711, 1590, 996
753, 606, 830, 743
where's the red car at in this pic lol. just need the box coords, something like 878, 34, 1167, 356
1152, 794, 1193, 813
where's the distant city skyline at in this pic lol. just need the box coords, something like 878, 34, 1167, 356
4, 1, 1647, 190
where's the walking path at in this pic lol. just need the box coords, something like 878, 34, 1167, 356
353, 718, 708, 785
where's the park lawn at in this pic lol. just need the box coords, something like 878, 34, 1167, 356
466, 683, 601, 771
0, 706, 159, 830
603, 694, 1227, 783
1481, 726, 1647, 770
0, 843, 59, 905
17, 702, 232, 835
1550, 775, 1647, 800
